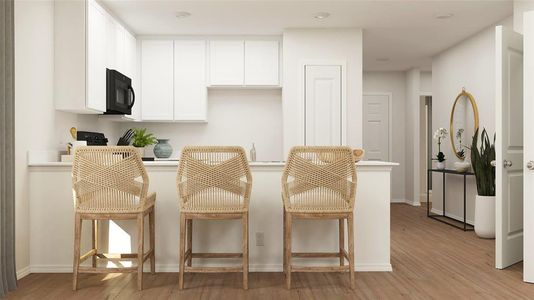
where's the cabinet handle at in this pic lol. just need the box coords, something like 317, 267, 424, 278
504, 160, 513, 168
527, 161, 534, 170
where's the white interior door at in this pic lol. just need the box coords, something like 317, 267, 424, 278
523, 11, 534, 283
304, 65, 342, 146
496, 25, 524, 269
363, 94, 390, 161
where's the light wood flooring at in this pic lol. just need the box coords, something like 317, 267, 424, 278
6, 204, 534, 299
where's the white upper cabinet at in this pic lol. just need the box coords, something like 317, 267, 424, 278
86, 0, 107, 112
141, 40, 174, 121
208, 39, 280, 87
124, 31, 140, 120
55, 0, 138, 115
245, 41, 279, 86
174, 41, 207, 121
209, 40, 245, 85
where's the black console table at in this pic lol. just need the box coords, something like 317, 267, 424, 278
427, 169, 475, 231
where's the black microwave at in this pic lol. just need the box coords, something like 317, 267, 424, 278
105, 69, 135, 115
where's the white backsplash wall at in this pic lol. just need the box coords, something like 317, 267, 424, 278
118, 89, 283, 161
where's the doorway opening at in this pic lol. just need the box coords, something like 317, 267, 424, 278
421, 95, 432, 204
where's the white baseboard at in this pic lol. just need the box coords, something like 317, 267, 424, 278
430, 208, 474, 225
355, 263, 392, 272
405, 199, 421, 207
16, 266, 31, 280
27, 263, 392, 273
392, 198, 420, 207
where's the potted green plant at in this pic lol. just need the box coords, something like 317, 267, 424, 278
453, 128, 471, 172
132, 128, 157, 158
433, 128, 448, 169
470, 128, 496, 238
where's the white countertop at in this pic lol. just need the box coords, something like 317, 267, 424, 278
28, 160, 398, 168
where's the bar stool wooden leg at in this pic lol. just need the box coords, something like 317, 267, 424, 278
339, 218, 345, 266
149, 209, 156, 274
72, 213, 82, 291
179, 213, 186, 290
187, 219, 193, 267
242, 212, 249, 290
283, 209, 286, 275
347, 213, 355, 289
285, 211, 292, 289
92, 220, 98, 268
137, 213, 145, 290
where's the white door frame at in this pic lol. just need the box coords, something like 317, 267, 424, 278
420, 93, 432, 204
523, 11, 534, 282
362, 92, 393, 161
299, 60, 347, 146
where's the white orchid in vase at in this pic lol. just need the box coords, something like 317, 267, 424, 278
433, 128, 448, 163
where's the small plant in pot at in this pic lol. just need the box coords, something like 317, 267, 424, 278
433, 128, 448, 169
132, 128, 157, 158
471, 128, 496, 239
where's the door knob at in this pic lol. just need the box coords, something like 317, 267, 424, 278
504, 160, 513, 168
528, 161, 534, 170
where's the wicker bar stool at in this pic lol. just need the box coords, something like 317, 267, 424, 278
71, 146, 156, 291
176, 146, 252, 289
282, 146, 359, 289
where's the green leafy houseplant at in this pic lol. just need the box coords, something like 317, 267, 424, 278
132, 128, 157, 148
470, 128, 495, 196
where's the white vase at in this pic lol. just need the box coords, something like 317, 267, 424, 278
454, 161, 471, 173
436, 161, 446, 170
474, 195, 496, 239
134, 146, 145, 158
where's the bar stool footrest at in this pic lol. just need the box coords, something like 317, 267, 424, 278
291, 265, 350, 273
184, 266, 244, 273
78, 266, 138, 273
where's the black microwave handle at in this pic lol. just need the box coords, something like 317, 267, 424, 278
127, 86, 135, 109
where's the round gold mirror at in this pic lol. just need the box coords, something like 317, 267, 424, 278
450, 89, 479, 160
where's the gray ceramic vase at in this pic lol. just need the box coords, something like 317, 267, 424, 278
153, 139, 173, 158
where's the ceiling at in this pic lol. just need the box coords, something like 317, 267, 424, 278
101, 0, 513, 71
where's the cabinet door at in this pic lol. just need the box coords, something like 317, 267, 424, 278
304, 65, 343, 146
114, 25, 126, 74
86, 0, 107, 112
124, 31, 140, 120
209, 40, 244, 85
105, 16, 117, 70
245, 41, 279, 85
174, 41, 207, 121
141, 40, 174, 120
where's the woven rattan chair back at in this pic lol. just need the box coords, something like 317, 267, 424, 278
282, 146, 356, 213
72, 146, 149, 213
177, 146, 252, 213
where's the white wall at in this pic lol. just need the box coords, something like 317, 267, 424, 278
405, 69, 421, 206
363, 72, 406, 201
420, 71, 432, 94
431, 17, 513, 222
514, 0, 534, 34
14, 0, 118, 278
118, 89, 283, 161
282, 29, 363, 154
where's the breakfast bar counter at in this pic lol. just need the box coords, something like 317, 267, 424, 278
27, 160, 397, 273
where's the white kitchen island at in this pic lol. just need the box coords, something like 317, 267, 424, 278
27, 160, 397, 273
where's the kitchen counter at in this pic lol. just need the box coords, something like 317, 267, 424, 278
28, 160, 397, 168
27, 156, 398, 273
